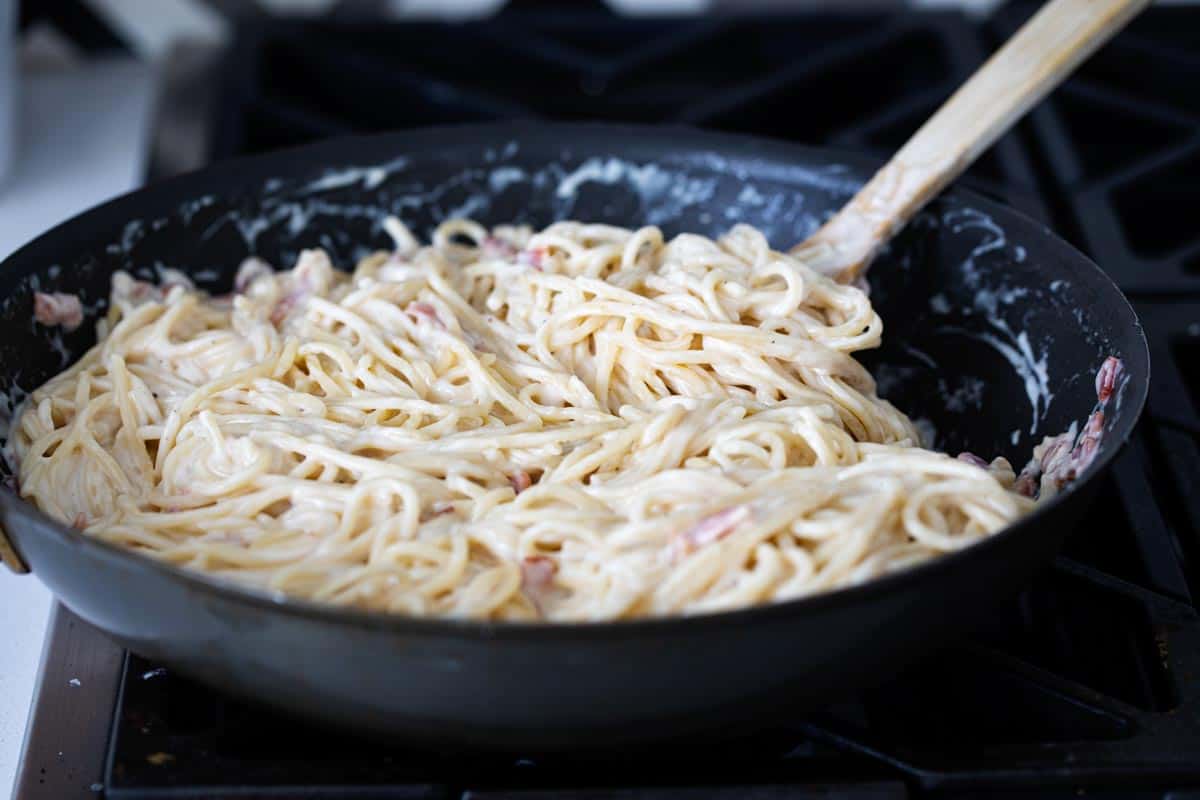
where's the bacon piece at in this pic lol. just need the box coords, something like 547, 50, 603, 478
509, 470, 533, 494
1038, 431, 1076, 480
671, 505, 750, 559
405, 301, 445, 330
72, 512, 88, 530
270, 275, 315, 327
1070, 411, 1105, 473
1016, 432, 1069, 498
137, 282, 162, 301
1017, 356, 1125, 499
520, 554, 558, 616
1013, 466, 1039, 498
270, 290, 304, 326
521, 555, 557, 589
957, 452, 989, 468
1095, 356, 1124, 403
130, 281, 155, 302
33, 292, 84, 331
235, 257, 274, 293
270, 250, 333, 326
1048, 356, 1125, 491
482, 236, 518, 259
518, 248, 546, 271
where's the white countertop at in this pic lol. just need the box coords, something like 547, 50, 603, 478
0, 59, 154, 800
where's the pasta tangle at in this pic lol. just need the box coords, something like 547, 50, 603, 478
12, 220, 1032, 620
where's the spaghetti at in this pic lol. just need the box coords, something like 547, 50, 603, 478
11, 219, 1035, 620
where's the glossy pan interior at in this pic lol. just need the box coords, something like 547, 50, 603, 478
0, 123, 1149, 750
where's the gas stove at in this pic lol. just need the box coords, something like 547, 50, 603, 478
15, 3, 1200, 798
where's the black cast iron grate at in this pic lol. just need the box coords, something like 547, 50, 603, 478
991, 4, 1200, 293
105, 4, 1200, 798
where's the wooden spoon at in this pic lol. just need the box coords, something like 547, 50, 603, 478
792, 0, 1151, 284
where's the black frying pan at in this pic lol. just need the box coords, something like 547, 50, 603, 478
0, 123, 1148, 750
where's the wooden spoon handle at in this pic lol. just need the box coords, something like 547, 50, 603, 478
792, 0, 1150, 283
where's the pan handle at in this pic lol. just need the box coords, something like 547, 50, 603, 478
0, 521, 29, 574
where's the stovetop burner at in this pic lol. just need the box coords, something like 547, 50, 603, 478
20, 3, 1200, 799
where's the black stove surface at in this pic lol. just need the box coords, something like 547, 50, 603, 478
104, 3, 1200, 798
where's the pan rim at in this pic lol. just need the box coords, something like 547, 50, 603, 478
0, 120, 1151, 640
